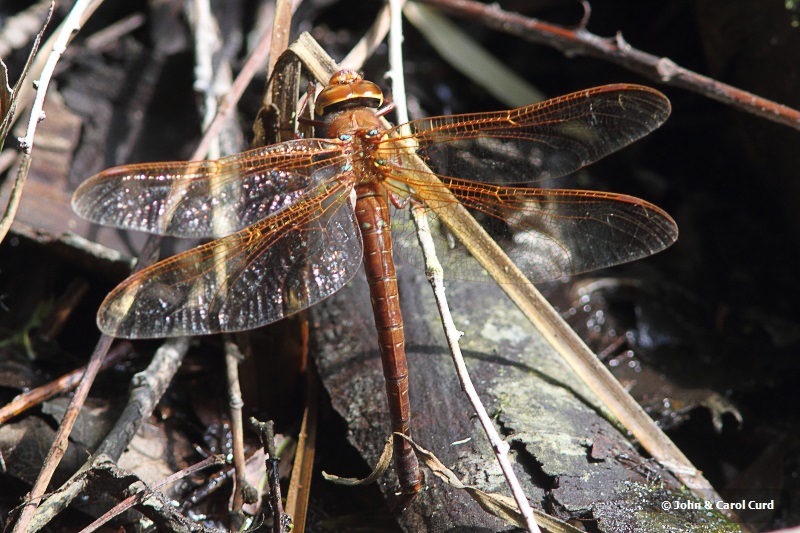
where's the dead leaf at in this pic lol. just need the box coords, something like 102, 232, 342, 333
322, 434, 393, 487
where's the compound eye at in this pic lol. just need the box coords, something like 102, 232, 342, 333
315, 73, 385, 116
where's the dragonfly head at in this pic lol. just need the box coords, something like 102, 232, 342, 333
315, 69, 384, 117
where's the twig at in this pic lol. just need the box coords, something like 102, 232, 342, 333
385, 14, 535, 526
410, 205, 541, 533
186, 0, 224, 160
267, 0, 297, 80
37, 278, 90, 342
83, 12, 146, 51
13, 335, 117, 533
224, 338, 257, 525
191, 4, 276, 160
0, 0, 52, 59
340, 3, 391, 71
403, 2, 545, 108
386, 0, 409, 125
0, 1, 55, 244
78, 454, 226, 533
250, 419, 290, 533
415, 0, 800, 131
0, 342, 133, 425
26, 338, 190, 532
284, 359, 318, 533
180, 450, 265, 512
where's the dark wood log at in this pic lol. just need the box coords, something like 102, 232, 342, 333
312, 252, 739, 532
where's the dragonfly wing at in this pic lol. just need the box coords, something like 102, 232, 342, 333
387, 175, 677, 284
382, 85, 670, 185
72, 139, 346, 238
98, 180, 362, 338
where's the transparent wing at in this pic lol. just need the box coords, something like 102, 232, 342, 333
388, 176, 677, 283
97, 177, 361, 338
382, 84, 670, 185
72, 139, 346, 238
378, 84, 675, 283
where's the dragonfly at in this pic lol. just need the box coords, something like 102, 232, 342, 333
72, 69, 677, 495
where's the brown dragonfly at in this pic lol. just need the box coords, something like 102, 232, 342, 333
72, 70, 676, 494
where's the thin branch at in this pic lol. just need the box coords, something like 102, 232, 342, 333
284, 362, 318, 533
187, 0, 224, 160
191, 9, 274, 160
340, 4, 391, 71
224, 338, 257, 525
26, 338, 191, 532
78, 454, 226, 533
386, 0, 409, 125
0, 342, 132, 424
415, 0, 800, 130
410, 205, 541, 533
250, 419, 290, 533
387, 6, 535, 527
0, 2, 55, 244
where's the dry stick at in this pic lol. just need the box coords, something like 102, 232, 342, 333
251, 419, 289, 533
188, 0, 224, 161
180, 450, 265, 512
385, 5, 536, 528
283, 364, 318, 533
26, 338, 191, 533
186, 1, 255, 524
6, 5, 110, 525
0, 0, 52, 59
386, 0, 409, 125
224, 339, 257, 524
411, 206, 541, 533
266, 0, 297, 79
37, 278, 90, 342
78, 454, 227, 533
0, 342, 133, 425
0, 1, 59, 244
340, 3, 391, 71
192, 11, 274, 160
404, 0, 726, 503
21, 16, 277, 533
415, 0, 800, 131
83, 12, 147, 51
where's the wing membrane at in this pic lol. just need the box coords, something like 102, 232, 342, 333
387, 173, 677, 283
98, 178, 361, 338
72, 139, 346, 238
381, 85, 670, 185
